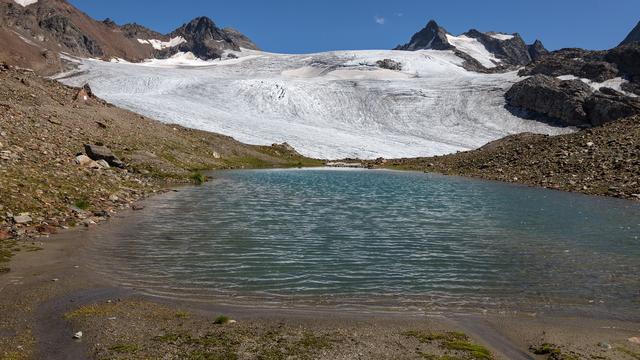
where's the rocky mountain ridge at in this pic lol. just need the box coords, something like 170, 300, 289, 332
0, 0, 257, 74
620, 20, 640, 46
395, 19, 547, 71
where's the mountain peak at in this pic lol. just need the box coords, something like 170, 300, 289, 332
394, 19, 453, 51
620, 20, 640, 46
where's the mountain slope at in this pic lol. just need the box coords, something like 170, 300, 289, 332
395, 19, 546, 70
620, 20, 640, 46
0, 0, 258, 73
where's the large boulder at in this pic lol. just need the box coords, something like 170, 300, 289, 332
505, 74, 593, 126
584, 88, 640, 126
84, 144, 125, 168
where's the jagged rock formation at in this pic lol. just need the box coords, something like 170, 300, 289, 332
166, 17, 258, 59
394, 20, 453, 51
527, 40, 548, 61
395, 19, 545, 70
620, 20, 640, 46
518, 48, 618, 82
506, 74, 640, 127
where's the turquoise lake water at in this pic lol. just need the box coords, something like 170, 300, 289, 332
89, 169, 640, 317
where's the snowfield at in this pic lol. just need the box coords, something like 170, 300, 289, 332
59, 49, 571, 159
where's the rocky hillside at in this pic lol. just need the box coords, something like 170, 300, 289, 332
371, 115, 640, 201
395, 19, 546, 71
0, 63, 321, 272
620, 20, 640, 46
507, 43, 640, 126
0, 0, 257, 74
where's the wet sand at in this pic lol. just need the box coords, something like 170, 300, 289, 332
1, 200, 639, 359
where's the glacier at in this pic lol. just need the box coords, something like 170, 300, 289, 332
58, 49, 572, 160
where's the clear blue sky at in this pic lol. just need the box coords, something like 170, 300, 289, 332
69, 0, 639, 53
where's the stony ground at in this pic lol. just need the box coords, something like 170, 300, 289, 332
368, 115, 640, 201
0, 63, 323, 273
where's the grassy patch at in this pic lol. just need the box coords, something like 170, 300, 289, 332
175, 310, 191, 319
189, 172, 207, 185
109, 343, 140, 354
405, 331, 493, 360
73, 199, 90, 210
64, 304, 116, 320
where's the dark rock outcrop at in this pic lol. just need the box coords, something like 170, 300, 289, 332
506, 75, 592, 126
506, 75, 640, 127
121, 22, 165, 40
376, 59, 402, 71
518, 48, 616, 82
606, 43, 640, 82
39, 15, 104, 57
527, 40, 548, 61
84, 144, 125, 168
394, 20, 453, 51
168, 17, 258, 59
463, 30, 532, 65
585, 88, 640, 126
620, 21, 640, 46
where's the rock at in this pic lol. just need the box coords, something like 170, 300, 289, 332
75, 154, 93, 166
527, 40, 548, 61
132, 204, 145, 211
72, 331, 83, 340
629, 337, 640, 345
597, 342, 612, 350
92, 210, 109, 218
506, 74, 593, 126
606, 43, 640, 82
13, 215, 32, 224
84, 144, 125, 168
95, 160, 110, 169
108, 194, 119, 202
519, 48, 614, 82
394, 20, 454, 51
36, 225, 57, 234
88, 161, 102, 169
0, 230, 11, 240
376, 59, 402, 71
463, 29, 532, 66
584, 90, 640, 126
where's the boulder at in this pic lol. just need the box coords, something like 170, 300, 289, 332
75, 154, 93, 166
505, 74, 593, 126
376, 59, 402, 71
13, 215, 32, 224
84, 144, 125, 168
584, 89, 640, 126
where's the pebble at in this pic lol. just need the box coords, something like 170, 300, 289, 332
586, 142, 594, 147
13, 215, 32, 224
72, 331, 83, 340
598, 342, 612, 349
629, 337, 640, 345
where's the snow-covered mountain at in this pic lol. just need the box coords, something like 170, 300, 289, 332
395, 20, 546, 71
58, 49, 570, 160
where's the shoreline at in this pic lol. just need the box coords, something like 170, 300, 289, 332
2, 177, 640, 359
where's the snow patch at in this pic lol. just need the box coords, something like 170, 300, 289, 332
137, 36, 186, 50
557, 75, 635, 96
489, 33, 515, 41
446, 34, 501, 68
13, 0, 38, 7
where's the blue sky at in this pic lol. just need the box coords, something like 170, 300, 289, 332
69, 0, 639, 53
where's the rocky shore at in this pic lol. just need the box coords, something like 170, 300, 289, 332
0, 63, 322, 273
370, 115, 640, 201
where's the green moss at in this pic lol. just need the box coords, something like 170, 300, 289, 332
190, 172, 207, 185
530, 343, 560, 355
109, 343, 140, 354
175, 310, 191, 319
73, 199, 90, 210
405, 331, 493, 360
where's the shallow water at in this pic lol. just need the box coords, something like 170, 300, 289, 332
88, 169, 640, 317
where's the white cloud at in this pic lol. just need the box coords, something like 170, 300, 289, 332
396, 13, 404, 17
374, 16, 386, 25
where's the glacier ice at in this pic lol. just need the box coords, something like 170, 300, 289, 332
58, 49, 572, 160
